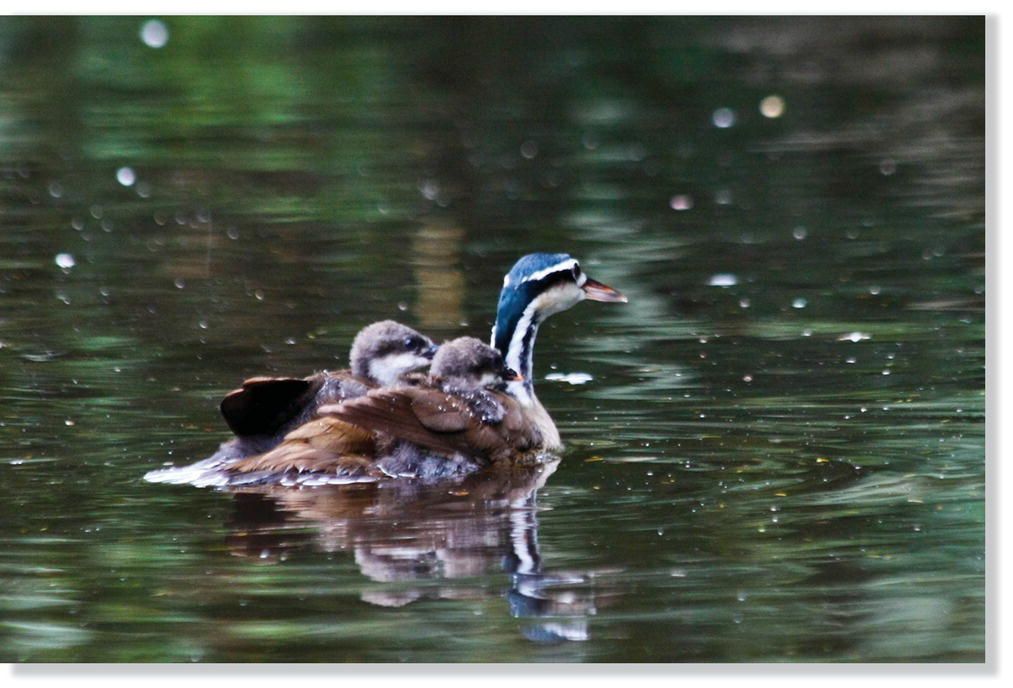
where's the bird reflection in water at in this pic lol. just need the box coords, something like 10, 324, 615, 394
223, 458, 614, 643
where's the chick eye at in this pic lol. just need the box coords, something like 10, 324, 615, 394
403, 336, 421, 350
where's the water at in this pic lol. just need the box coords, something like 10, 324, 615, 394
0, 17, 984, 662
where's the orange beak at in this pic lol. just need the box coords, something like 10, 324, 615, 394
502, 367, 525, 382
582, 277, 628, 303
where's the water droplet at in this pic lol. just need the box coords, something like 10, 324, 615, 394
711, 107, 736, 128
669, 194, 693, 211
48, 181, 63, 198
140, 19, 169, 49
792, 297, 807, 309
55, 253, 76, 269
792, 225, 807, 240
879, 159, 897, 175
708, 273, 737, 287
838, 332, 871, 343
173, 278, 185, 289
759, 94, 785, 118
520, 140, 539, 159
544, 372, 593, 385
738, 298, 750, 308
419, 179, 439, 201
116, 167, 136, 187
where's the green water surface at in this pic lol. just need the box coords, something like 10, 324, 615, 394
0, 16, 984, 662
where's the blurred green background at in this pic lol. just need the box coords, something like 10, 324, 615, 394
0, 16, 984, 662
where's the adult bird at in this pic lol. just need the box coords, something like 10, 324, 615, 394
329, 252, 627, 469
488, 252, 627, 450
145, 253, 625, 486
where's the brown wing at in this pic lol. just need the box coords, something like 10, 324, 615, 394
320, 389, 467, 457
219, 369, 372, 438
220, 375, 320, 436
225, 417, 376, 476
322, 388, 538, 462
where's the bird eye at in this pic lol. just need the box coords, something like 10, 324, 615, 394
572, 264, 582, 280
404, 336, 421, 350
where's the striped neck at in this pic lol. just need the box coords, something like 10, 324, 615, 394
492, 294, 542, 406
491, 253, 585, 407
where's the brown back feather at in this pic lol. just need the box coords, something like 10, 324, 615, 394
225, 417, 375, 475
322, 387, 540, 462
